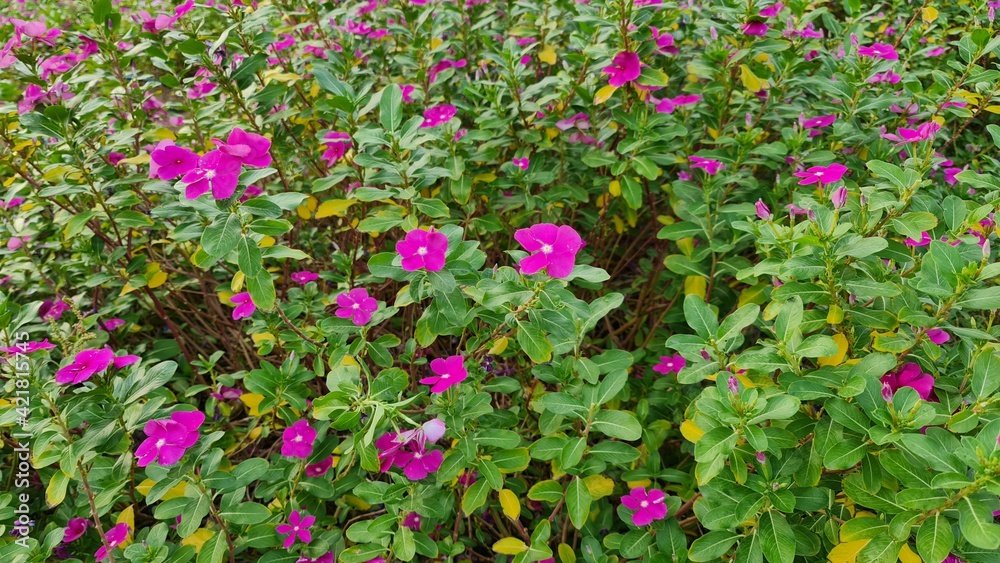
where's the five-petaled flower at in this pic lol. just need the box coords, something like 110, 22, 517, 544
135, 410, 205, 467
514, 223, 584, 278
689, 156, 724, 175
420, 355, 468, 393
396, 228, 449, 272
95, 522, 130, 562
336, 288, 379, 326
231, 292, 257, 320
276, 511, 315, 548
880, 362, 934, 401
182, 150, 242, 200
858, 42, 899, 60
652, 354, 686, 375
282, 419, 317, 459
793, 163, 849, 186
621, 487, 668, 526
56, 348, 115, 385
602, 51, 641, 87
420, 104, 457, 128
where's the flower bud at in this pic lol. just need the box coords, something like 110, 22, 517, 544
755, 199, 772, 220
831, 186, 847, 209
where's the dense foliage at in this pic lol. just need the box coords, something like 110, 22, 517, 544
2, 0, 1000, 562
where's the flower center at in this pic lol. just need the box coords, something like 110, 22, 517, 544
541, 244, 553, 254
156, 439, 166, 447
294, 436, 303, 442
352, 303, 359, 309
417, 246, 427, 256
205, 170, 216, 179
640, 501, 649, 508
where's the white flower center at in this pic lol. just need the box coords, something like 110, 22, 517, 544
205, 170, 216, 179
441, 373, 449, 379
541, 244, 553, 254
352, 303, 359, 309
294, 436, 303, 442
156, 439, 166, 447
640, 501, 649, 508
417, 246, 427, 256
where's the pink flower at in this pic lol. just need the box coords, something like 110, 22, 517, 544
602, 52, 641, 87
297, 553, 334, 563
149, 140, 199, 180
63, 518, 89, 543
0, 339, 56, 354
231, 292, 256, 320
858, 42, 899, 60
755, 199, 771, 220
182, 150, 242, 200
621, 487, 668, 526
793, 163, 849, 186
215, 127, 272, 168
556, 113, 589, 131
652, 354, 685, 375
672, 94, 701, 107
7, 237, 23, 251
514, 223, 584, 278
95, 523, 129, 562
40, 300, 69, 321
321, 132, 351, 165
210, 386, 243, 401
276, 511, 315, 549
803, 115, 836, 129
690, 156, 724, 175
113, 354, 140, 369
56, 348, 115, 385
759, 2, 783, 17
927, 328, 950, 345
881, 122, 941, 144
394, 444, 443, 480
831, 186, 848, 209
18, 84, 46, 114
943, 167, 964, 185
420, 104, 457, 128
650, 27, 677, 54
305, 457, 334, 477
428, 59, 468, 83
291, 271, 320, 285
102, 318, 126, 331
335, 288, 379, 326
743, 22, 769, 36
905, 232, 931, 247
10, 19, 62, 45
655, 97, 676, 114
512, 157, 529, 170
403, 512, 421, 531
396, 228, 448, 272
927, 47, 946, 57
401, 84, 416, 103
187, 79, 218, 99
420, 355, 468, 393
880, 363, 934, 400
343, 19, 372, 35
282, 420, 317, 459
135, 410, 205, 467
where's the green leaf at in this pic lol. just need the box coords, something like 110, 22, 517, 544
237, 236, 264, 277
517, 321, 553, 363
462, 480, 489, 515
866, 160, 909, 189
565, 477, 592, 530
717, 303, 759, 343
620, 176, 643, 209
916, 514, 954, 563
246, 271, 276, 311
380, 83, 403, 132
202, 213, 242, 258
958, 497, 1000, 549
538, 393, 588, 419
957, 287, 1000, 310
759, 511, 795, 563
220, 502, 271, 525
591, 410, 642, 440
688, 531, 739, 562
619, 530, 652, 558
823, 438, 866, 470
683, 294, 718, 339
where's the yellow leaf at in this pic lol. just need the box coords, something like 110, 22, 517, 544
921, 6, 938, 22
984, 105, 1000, 114
551, 460, 566, 480
147, 270, 168, 289
152, 127, 176, 140
262, 69, 300, 84
898, 544, 920, 563
539, 45, 557, 65
136, 479, 155, 497
182, 529, 215, 553
474, 172, 497, 184
240, 393, 266, 416
735, 371, 756, 388
315, 199, 357, 218
827, 540, 870, 563
684, 275, 707, 299
493, 538, 528, 555
677, 237, 695, 257
611, 215, 625, 235
608, 180, 621, 197
162, 481, 189, 500
498, 489, 521, 520
46, 471, 68, 507
430, 37, 443, 49
754, 53, 770, 64
626, 478, 652, 489
489, 337, 508, 355
827, 304, 845, 325
252, 332, 275, 344
118, 154, 150, 165
818, 333, 849, 367
558, 543, 577, 563
218, 291, 234, 306
707, 127, 720, 140
296, 195, 318, 219
117, 505, 135, 535
232, 271, 245, 292
594, 84, 618, 105
583, 474, 615, 500
259, 236, 276, 248
120, 283, 137, 296
680, 419, 706, 443
740, 64, 768, 92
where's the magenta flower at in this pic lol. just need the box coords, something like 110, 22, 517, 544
652, 354, 686, 375
305, 456, 334, 477
621, 487, 668, 526
420, 355, 468, 393
56, 348, 115, 385
905, 232, 931, 247
0, 339, 56, 354
728, 375, 740, 394
396, 228, 448, 272
394, 444, 444, 480
759, 2, 784, 17
40, 299, 70, 321
210, 386, 243, 401
672, 94, 701, 107
743, 22, 769, 36
514, 223, 584, 278
755, 199, 772, 220
880, 363, 934, 401
602, 52, 641, 87
858, 42, 899, 60
215, 127, 272, 168
321, 132, 351, 166
135, 410, 205, 467
512, 157, 530, 170
690, 156, 724, 175
63, 518, 89, 543
428, 58, 468, 83
10, 19, 62, 45
95, 523, 129, 562
182, 150, 242, 200
102, 318, 126, 331
282, 420, 317, 459
113, 354, 140, 369
276, 511, 315, 549
401, 84, 416, 103
927, 328, 950, 345
230, 292, 256, 320
421, 104, 457, 128
297, 553, 334, 563
881, 122, 941, 144
803, 115, 836, 129
403, 512, 422, 531
149, 140, 199, 181
335, 288, 379, 326
556, 113, 589, 131
291, 271, 320, 285
651, 27, 677, 54
188, 79, 218, 99
793, 163, 849, 186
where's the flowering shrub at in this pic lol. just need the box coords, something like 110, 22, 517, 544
2, 0, 1000, 563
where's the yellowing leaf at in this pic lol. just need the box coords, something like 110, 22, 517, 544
120, 283, 138, 296
707, 127, 720, 140
136, 479, 156, 497
430, 37, 443, 49
594, 85, 618, 105
315, 199, 357, 218
818, 333, 849, 367
117, 505, 135, 535
984, 105, 1000, 114
296, 195, 318, 219
474, 172, 497, 184
499, 489, 521, 520
147, 270, 168, 289
558, 543, 577, 563
46, 471, 68, 507
626, 478, 652, 489
259, 236, 276, 247
119, 154, 151, 165
252, 332, 275, 344
182, 529, 215, 553
493, 538, 528, 555
489, 337, 508, 355
232, 271, 245, 292
608, 180, 621, 197
345, 495, 372, 510
677, 237, 695, 257
162, 481, 189, 500
262, 69, 300, 84
827, 540, 870, 563
921, 7, 938, 22
583, 474, 615, 500
898, 544, 921, 563
611, 215, 625, 235
680, 419, 706, 443
240, 393, 266, 416
539, 45, 557, 65
684, 275, 707, 299
740, 64, 768, 92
